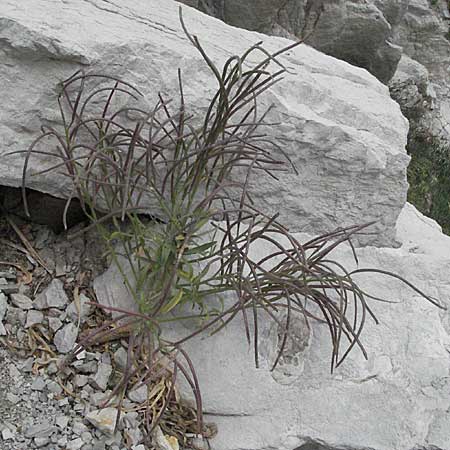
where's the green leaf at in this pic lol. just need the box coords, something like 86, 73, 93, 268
162, 290, 184, 314
184, 241, 216, 255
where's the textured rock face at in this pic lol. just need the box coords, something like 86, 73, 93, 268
94, 203, 450, 450
392, 0, 450, 138
0, 0, 409, 246
183, 0, 403, 83
185, 0, 450, 134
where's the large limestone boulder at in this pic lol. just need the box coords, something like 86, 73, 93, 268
0, 0, 409, 246
181, 0, 403, 83
94, 203, 450, 450
184, 0, 450, 134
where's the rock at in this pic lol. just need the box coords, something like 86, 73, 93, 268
85, 408, 118, 435
67, 437, 84, 450
94, 262, 139, 319
90, 363, 112, 391
1, 428, 14, 440
47, 380, 63, 395
23, 421, 56, 439
112, 347, 128, 371
74, 374, 89, 388
35, 279, 69, 310
72, 421, 89, 435
159, 203, 450, 450
48, 316, 63, 332
389, 54, 434, 121
55, 416, 70, 429
6, 392, 20, 404
189, 0, 402, 83
30, 376, 46, 391
153, 426, 178, 450
66, 293, 92, 324
34, 436, 50, 447
5, 305, 26, 326
9, 293, 33, 310
124, 427, 143, 446
0, 293, 7, 321
393, 0, 450, 137
81, 431, 93, 443
54, 322, 78, 354
73, 360, 98, 374
127, 385, 147, 404
0, 0, 409, 246
25, 309, 44, 328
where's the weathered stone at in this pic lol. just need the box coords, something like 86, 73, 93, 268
113, 347, 128, 371
0, 0, 409, 246
67, 437, 84, 450
25, 309, 44, 328
46, 380, 63, 395
53, 322, 78, 354
158, 203, 450, 450
34, 436, 50, 448
90, 363, 112, 391
34, 279, 69, 310
55, 416, 70, 429
127, 385, 147, 404
1, 428, 14, 440
0, 293, 7, 321
66, 293, 92, 324
393, 0, 450, 137
48, 316, 63, 333
85, 408, 118, 435
23, 421, 56, 439
30, 376, 46, 391
188, 0, 402, 83
9, 293, 33, 310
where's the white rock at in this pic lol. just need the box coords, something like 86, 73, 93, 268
0, 0, 409, 246
157, 204, 450, 450
34, 279, 69, 310
1, 428, 14, 440
85, 408, 118, 435
132, 445, 146, 450
66, 438, 84, 450
53, 322, 78, 354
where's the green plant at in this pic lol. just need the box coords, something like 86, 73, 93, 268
407, 132, 450, 235
13, 8, 445, 445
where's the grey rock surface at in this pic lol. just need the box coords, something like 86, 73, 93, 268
66, 293, 92, 324
95, 203, 450, 450
393, 0, 450, 137
34, 279, 69, 310
85, 409, 118, 436
9, 293, 33, 310
25, 310, 44, 328
184, 0, 403, 83
53, 322, 78, 354
0, 0, 410, 246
